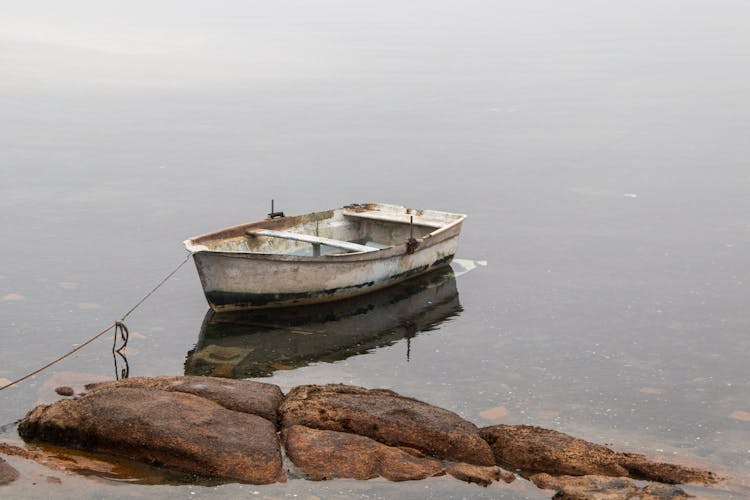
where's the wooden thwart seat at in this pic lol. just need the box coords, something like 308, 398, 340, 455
247, 229, 378, 254
342, 210, 443, 229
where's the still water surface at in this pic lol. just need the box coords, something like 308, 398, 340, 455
1, 1, 749, 497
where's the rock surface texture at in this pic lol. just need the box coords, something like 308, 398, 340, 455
282, 425, 445, 481
280, 384, 495, 465
6, 377, 720, 496
86, 375, 284, 424
18, 385, 284, 484
480, 425, 717, 484
281, 425, 517, 486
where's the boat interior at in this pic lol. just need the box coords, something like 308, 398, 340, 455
185, 204, 465, 256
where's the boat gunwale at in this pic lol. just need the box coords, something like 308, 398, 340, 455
184, 204, 466, 263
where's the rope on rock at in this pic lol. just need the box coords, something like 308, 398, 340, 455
0, 252, 192, 392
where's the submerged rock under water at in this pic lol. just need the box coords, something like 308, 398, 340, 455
480, 424, 718, 484
530, 473, 691, 499
0, 456, 19, 486
5, 376, 719, 496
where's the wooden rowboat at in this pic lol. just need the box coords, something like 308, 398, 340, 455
183, 203, 466, 311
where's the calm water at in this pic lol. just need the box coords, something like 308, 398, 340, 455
1, 1, 749, 497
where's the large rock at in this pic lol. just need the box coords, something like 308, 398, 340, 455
85, 376, 284, 424
530, 473, 690, 500
280, 384, 494, 465
480, 425, 717, 484
0, 457, 18, 486
18, 386, 284, 484
282, 425, 444, 481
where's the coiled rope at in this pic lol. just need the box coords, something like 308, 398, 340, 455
0, 253, 192, 392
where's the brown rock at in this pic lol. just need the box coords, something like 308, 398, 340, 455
85, 375, 284, 424
622, 455, 718, 485
18, 386, 284, 484
480, 425, 629, 477
530, 473, 690, 500
480, 425, 717, 484
445, 462, 515, 486
0, 456, 19, 485
282, 425, 444, 481
280, 384, 494, 465
55, 386, 74, 397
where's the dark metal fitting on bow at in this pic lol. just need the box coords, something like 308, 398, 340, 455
267, 199, 285, 219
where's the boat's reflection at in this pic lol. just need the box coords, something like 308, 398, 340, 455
184, 266, 462, 378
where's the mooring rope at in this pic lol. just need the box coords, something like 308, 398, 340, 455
119, 252, 192, 322
112, 321, 130, 380
0, 252, 192, 392
0, 322, 117, 392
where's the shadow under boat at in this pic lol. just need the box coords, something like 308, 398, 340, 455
184, 266, 462, 379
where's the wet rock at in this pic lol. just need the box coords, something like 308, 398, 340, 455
622, 456, 718, 485
280, 384, 494, 465
9, 376, 720, 491
445, 462, 515, 486
480, 425, 629, 477
1, 442, 120, 477
0, 457, 19, 485
282, 425, 444, 481
85, 375, 284, 424
18, 386, 284, 484
480, 425, 717, 484
55, 386, 74, 397
530, 473, 690, 499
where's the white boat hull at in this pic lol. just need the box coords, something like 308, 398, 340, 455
185, 204, 465, 311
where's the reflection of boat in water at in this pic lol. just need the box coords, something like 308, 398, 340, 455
184, 266, 462, 378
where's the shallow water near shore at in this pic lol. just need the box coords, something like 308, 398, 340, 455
1, 0, 750, 497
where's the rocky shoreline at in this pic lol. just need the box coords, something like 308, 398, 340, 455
2, 376, 718, 498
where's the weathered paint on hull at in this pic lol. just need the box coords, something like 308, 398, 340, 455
193, 236, 459, 311
185, 203, 466, 311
